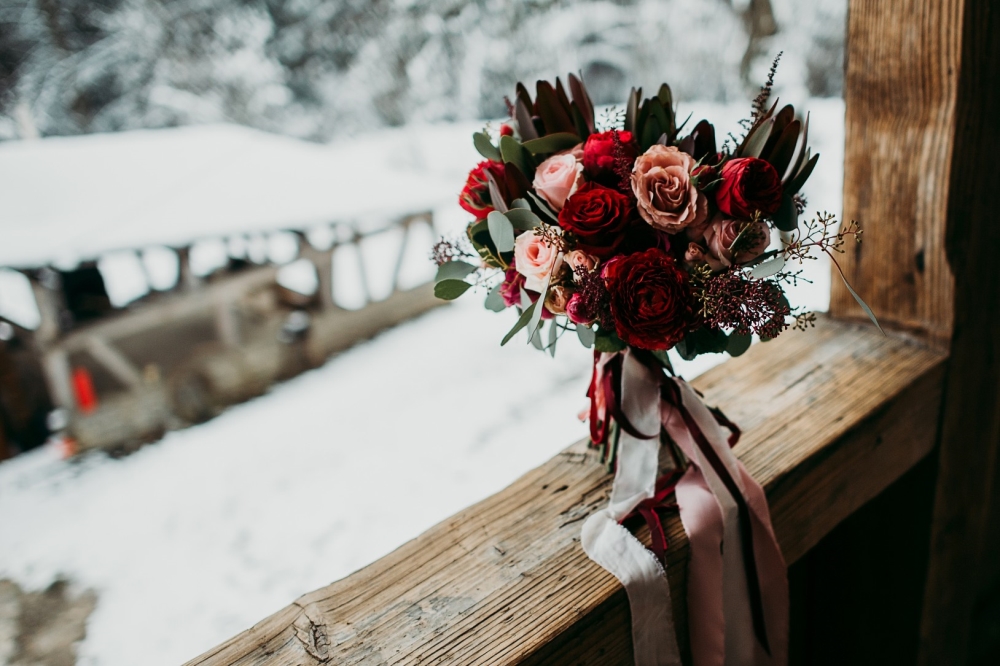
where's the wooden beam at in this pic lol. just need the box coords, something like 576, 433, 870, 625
185, 317, 946, 665
917, 0, 1000, 662
84, 336, 143, 390
833, 0, 960, 346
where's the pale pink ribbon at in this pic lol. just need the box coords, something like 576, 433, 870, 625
582, 351, 788, 666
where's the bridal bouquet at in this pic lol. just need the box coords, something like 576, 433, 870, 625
433, 63, 875, 666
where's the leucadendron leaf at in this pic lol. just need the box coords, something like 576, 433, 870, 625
435, 260, 477, 282
487, 210, 515, 253
434, 279, 472, 300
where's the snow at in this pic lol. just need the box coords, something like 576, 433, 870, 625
0, 98, 844, 665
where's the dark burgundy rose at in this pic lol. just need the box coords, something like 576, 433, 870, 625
557, 183, 633, 258
602, 248, 695, 350
459, 160, 507, 218
582, 130, 638, 183
500, 266, 525, 307
715, 157, 783, 218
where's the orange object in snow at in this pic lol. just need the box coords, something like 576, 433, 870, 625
72, 367, 98, 413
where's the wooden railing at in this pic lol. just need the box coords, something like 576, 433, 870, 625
186, 0, 1000, 662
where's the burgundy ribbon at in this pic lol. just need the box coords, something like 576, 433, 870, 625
592, 350, 771, 657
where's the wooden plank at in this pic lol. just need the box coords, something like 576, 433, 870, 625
917, 0, 1000, 662
85, 336, 144, 389
185, 317, 947, 665
832, 0, 960, 346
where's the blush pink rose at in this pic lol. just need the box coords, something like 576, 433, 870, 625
533, 153, 583, 211
514, 230, 559, 291
704, 217, 771, 267
631, 145, 708, 234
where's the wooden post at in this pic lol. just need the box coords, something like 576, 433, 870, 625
837, 0, 1000, 661
917, 1, 1000, 663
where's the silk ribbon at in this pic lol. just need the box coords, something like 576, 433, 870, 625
581, 350, 788, 666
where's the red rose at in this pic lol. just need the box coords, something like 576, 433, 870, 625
459, 160, 507, 218
715, 157, 782, 218
602, 248, 694, 350
582, 130, 638, 183
557, 183, 633, 258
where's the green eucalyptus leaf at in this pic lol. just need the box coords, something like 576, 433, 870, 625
473, 131, 501, 161
511, 198, 531, 210
501, 300, 537, 346
505, 208, 541, 230
838, 271, 885, 335
484, 282, 506, 312
726, 332, 752, 357
435, 260, 477, 282
500, 135, 532, 179
522, 132, 581, 155
548, 316, 558, 357
576, 324, 596, 348
531, 322, 545, 350
434, 279, 472, 300
487, 211, 515, 253
750, 255, 786, 279
594, 328, 626, 353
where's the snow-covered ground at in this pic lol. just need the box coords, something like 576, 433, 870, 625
0, 98, 844, 665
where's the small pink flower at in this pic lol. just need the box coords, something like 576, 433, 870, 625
533, 153, 583, 211
564, 250, 599, 280
513, 230, 559, 291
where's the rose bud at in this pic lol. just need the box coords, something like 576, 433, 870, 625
566, 293, 596, 326
557, 183, 633, 258
582, 130, 638, 183
564, 249, 599, 281
715, 157, 783, 218
532, 152, 583, 211
685, 241, 726, 272
459, 160, 507, 219
545, 285, 571, 315
500, 123, 514, 137
631, 145, 708, 234
602, 248, 695, 350
705, 217, 771, 267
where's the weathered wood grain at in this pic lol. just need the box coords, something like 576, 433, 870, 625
185, 317, 946, 666
832, 0, 959, 345
917, 0, 1000, 662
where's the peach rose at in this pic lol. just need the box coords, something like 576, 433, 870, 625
705, 217, 771, 267
533, 153, 583, 211
631, 145, 708, 234
514, 230, 559, 291
564, 249, 599, 280
545, 285, 571, 315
